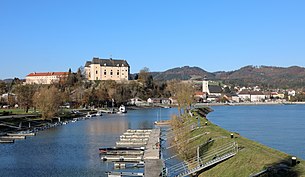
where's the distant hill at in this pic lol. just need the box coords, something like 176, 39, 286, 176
2, 79, 14, 83
153, 66, 215, 81
147, 65, 305, 88
215, 65, 305, 88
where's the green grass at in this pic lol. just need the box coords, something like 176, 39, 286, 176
175, 107, 305, 177
0, 108, 37, 115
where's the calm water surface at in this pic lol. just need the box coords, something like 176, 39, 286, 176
0, 108, 177, 177
208, 104, 305, 160
1, 105, 304, 177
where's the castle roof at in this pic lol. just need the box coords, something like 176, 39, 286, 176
85, 57, 129, 67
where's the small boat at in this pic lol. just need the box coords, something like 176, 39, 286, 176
154, 120, 171, 126
85, 112, 96, 118
113, 161, 145, 169
154, 108, 171, 126
96, 110, 103, 116
101, 155, 143, 162
117, 105, 127, 114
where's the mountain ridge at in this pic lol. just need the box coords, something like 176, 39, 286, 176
149, 65, 305, 88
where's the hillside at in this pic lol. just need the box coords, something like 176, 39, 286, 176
153, 66, 215, 81
215, 65, 305, 88
150, 65, 305, 88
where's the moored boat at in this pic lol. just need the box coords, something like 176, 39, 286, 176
117, 105, 127, 114
154, 120, 171, 126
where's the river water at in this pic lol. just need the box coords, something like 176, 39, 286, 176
1, 105, 304, 177
0, 108, 177, 177
208, 104, 305, 160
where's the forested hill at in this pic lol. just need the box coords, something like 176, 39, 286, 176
152, 66, 215, 81
150, 65, 305, 88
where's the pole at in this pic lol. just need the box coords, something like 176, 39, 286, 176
197, 146, 200, 165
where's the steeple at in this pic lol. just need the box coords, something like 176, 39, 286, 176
202, 76, 209, 94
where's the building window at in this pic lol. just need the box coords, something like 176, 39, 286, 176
104, 70, 106, 75
110, 70, 113, 75
96, 70, 98, 74
117, 70, 119, 75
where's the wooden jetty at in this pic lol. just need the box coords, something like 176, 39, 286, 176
126, 129, 152, 133
120, 135, 150, 139
105, 171, 144, 177
119, 138, 149, 142
123, 132, 151, 136
116, 141, 147, 146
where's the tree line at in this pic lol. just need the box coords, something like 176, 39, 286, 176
0, 67, 196, 119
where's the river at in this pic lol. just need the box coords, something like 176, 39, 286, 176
1, 105, 304, 176
208, 104, 305, 160
0, 108, 177, 177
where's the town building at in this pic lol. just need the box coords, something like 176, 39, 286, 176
194, 91, 207, 102
84, 57, 130, 81
224, 93, 240, 103
238, 90, 251, 102
250, 91, 265, 102
25, 72, 69, 84
147, 98, 171, 105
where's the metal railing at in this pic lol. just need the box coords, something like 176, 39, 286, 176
165, 142, 238, 177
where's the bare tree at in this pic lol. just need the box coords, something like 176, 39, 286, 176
14, 84, 37, 113
167, 80, 195, 115
33, 86, 63, 120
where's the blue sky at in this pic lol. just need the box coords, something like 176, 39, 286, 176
1, 0, 305, 79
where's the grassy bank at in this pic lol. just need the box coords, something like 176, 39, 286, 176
171, 107, 305, 177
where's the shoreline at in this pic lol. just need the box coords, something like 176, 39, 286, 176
195, 101, 305, 106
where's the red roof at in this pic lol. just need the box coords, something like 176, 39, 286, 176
194, 91, 205, 95
27, 72, 69, 77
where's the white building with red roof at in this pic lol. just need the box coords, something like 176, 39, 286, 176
25, 72, 69, 84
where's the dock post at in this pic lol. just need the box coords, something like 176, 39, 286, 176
292, 157, 297, 166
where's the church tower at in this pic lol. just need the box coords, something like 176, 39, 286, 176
202, 76, 209, 94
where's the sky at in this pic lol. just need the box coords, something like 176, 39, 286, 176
1, 0, 305, 79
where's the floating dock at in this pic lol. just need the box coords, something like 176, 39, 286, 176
7, 133, 36, 136
0, 139, 14, 143
101, 155, 143, 162
120, 135, 150, 139
0, 135, 26, 140
102, 128, 162, 177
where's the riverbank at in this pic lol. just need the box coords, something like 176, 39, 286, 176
195, 101, 305, 107
171, 107, 305, 177
0, 110, 90, 137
